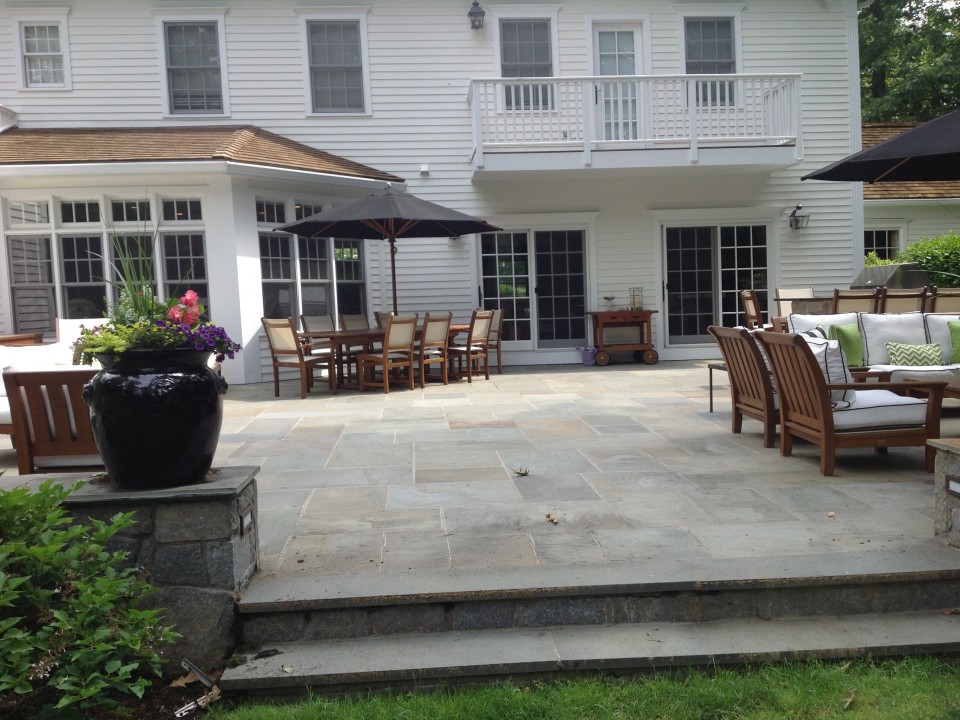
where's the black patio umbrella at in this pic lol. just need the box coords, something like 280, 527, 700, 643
276, 186, 502, 314
802, 106, 960, 183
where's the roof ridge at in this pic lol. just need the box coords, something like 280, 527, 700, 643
213, 125, 260, 160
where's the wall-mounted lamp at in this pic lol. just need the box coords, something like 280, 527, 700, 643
788, 203, 810, 230
468, 1, 485, 30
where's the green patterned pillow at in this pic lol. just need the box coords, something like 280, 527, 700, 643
884, 341, 943, 366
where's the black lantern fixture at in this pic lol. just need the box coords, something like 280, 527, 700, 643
468, 1, 485, 30
788, 203, 810, 230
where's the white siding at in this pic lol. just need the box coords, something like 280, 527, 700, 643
0, 0, 865, 365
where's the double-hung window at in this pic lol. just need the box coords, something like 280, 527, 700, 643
307, 21, 365, 113
161, 14, 228, 115
500, 18, 553, 110
15, 12, 72, 90
684, 17, 736, 106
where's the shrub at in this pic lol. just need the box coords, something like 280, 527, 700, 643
0, 481, 178, 719
864, 250, 896, 267
895, 232, 960, 287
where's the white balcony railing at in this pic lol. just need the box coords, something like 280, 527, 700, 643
469, 74, 802, 168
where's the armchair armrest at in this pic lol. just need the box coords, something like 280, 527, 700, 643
848, 367, 893, 383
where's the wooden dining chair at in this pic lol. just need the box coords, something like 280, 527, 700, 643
831, 288, 881, 313
261, 317, 336, 398
448, 309, 494, 383
774, 287, 814, 317
925, 287, 960, 313
486, 307, 505, 374
417, 312, 453, 387
878, 287, 927, 313
357, 313, 419, 393
739, 289, 768, 329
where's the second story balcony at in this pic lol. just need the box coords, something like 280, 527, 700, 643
469, 74, 802, 175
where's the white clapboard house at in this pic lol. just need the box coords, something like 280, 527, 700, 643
0, 0, 868, 384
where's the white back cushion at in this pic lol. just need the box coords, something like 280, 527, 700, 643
924, 313, 960, 364
788, 313, 858, 334
858, 312, 926, 365
802, 336, 856, 409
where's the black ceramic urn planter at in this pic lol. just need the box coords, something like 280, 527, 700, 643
82, 349, 227, 490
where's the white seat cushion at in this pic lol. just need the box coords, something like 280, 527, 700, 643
870, 363, 960, 386
0, 397, 9, 425
832, 388, 928, 431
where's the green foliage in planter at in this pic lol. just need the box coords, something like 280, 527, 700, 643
895, 232, 960, 287
0, 481, 178, 719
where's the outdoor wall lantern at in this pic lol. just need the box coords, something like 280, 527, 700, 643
788, 203, 810, 230
468, 1, 486, 30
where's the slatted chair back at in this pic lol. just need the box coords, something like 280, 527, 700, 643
831, 288, 881, 313
2, 368, 101, 475
707, 326, 778, 448
879, 287, 927, 313
739, 289, 766, 329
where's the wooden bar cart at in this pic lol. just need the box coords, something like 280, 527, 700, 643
588, 310, 659, 366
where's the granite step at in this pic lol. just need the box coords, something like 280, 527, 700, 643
224, 547, 960, 694
221, 609, 960, 696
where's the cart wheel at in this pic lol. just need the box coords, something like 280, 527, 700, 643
595, 350, 611, 366
642, 349, 659, 365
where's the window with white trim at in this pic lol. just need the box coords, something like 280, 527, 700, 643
4, 196, 211, 333
307, 20, 365, 113
259, 200, 366, 323
684, 17, 736, 105
865, 229, 900, 261
17, 17, 71, 89
163, 198, 203, 222
500, 18, 553, 110
163, 20, 225, 114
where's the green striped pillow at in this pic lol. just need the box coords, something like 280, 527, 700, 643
884, 341, 943, 366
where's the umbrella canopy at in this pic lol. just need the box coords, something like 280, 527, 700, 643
802, 106, 960, 183
276, 186, 501, 314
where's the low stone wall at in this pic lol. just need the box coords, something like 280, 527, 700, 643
931, 439, 960, 548
10, 466, 260, 672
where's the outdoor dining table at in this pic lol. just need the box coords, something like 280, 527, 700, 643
300, 324, 465, 389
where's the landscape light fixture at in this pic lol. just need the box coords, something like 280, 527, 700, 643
468, 1, 485, 29
788, 203, 810, 230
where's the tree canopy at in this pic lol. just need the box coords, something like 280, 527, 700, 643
859, 0, 960, 121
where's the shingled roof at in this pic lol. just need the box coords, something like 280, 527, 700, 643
0, 125, 401, 183
861, 123, 960, 201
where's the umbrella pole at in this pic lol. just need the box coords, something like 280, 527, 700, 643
389, 238, 399, 315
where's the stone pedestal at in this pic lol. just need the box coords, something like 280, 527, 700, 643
929, 439, 960, 547
9, 466, 259, 672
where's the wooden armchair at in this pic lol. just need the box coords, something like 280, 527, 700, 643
448, 309, 494, 383
707, 326, 779, 448
357, 313, 419, 393
756, 331, 945, 475
261, 317, 336, 399
417, 312, 452, 387
2, 368, 101, 475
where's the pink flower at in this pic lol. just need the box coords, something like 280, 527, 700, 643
183, 306, 201, 324
167, 306, 184, 323
181, 290, 199, 307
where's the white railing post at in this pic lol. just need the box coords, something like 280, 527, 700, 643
687, 79, 699, 163
582, 80, 593, 166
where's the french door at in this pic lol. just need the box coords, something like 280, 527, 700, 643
480, 229, 587, 349
663, 224, 768, 345
594, 25, 643, 141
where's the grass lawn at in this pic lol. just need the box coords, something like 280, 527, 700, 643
210, 657, 960, 719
